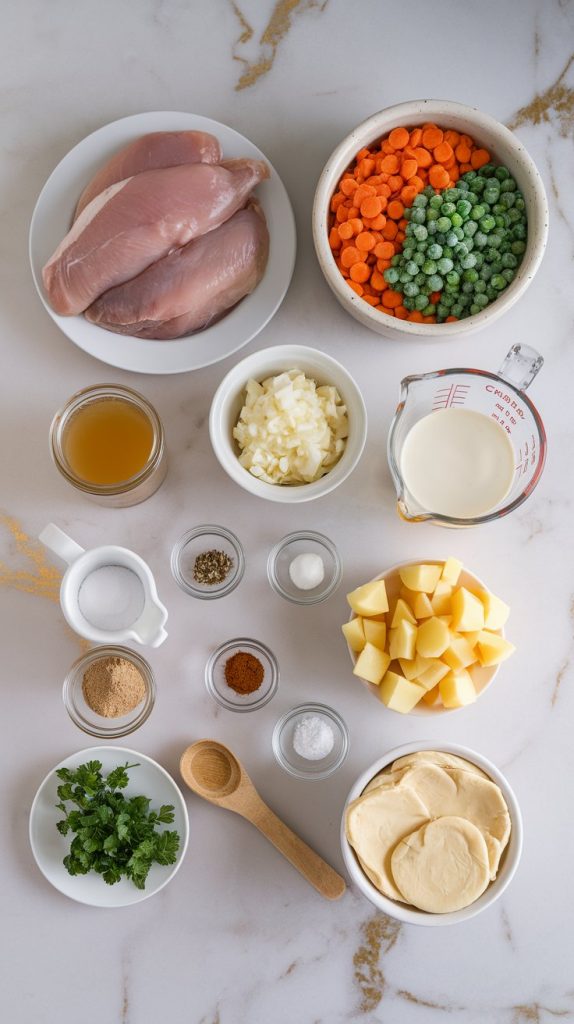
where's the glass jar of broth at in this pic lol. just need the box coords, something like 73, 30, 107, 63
50, 384, 167, 507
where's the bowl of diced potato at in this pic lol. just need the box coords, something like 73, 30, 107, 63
341, 558, 515, 714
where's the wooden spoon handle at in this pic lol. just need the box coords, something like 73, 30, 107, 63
250, 800, 346, 901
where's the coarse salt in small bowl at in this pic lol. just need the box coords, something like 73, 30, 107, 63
272, 703, 349, 780
313, 99, 548, 340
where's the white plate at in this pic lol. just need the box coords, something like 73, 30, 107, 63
29, 112, 296, 374
29, 745, 189, 906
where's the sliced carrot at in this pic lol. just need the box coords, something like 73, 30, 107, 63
401, 157, 418, 180
381, 154, 399, 174
381, 140, 396, 155
407, 175, 425, 193
356, 231, 376, 252
428, 164, 450, 189
455, 142, 471, 163
422, 126, 443, 149
350, 261, 371, 283
413, 147, 432, 168
340, 177, 358, 196
471, 148, 490, 169
400, 184, 418, 205
387, 199, 405, 220
360, 195, 383, 218
444, 129, 460, 147
446, 315, 459, 322
389, 126, 410, 149
337, 222, 354, 241
374, 240, 395, 259
387, 174, 404, 193
365, 213, 387, 230
370, 269, 386, 291
460, 162, 473, 173
409, 127, 423, 147
433, 141, 453, 164
394, 305, 408, 319
340, 246, 363, 268
376, 258, 392, 272
407, 310, 424, 322
430, 291, 442, 304
382, 289, 403, 308
362, 294, 380, 306
381, 220, 398, 240
347, 280, 364, 296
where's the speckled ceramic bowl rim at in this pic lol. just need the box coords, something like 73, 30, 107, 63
313, 99, 549, 339
341, 741, 523, 926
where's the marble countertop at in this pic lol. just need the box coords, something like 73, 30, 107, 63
2, 1, 574, 1021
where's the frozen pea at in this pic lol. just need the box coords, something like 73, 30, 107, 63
462, 281, 474, 295
413, 193, 428, 207
427, 243, 443, 260
502, 268, 515, 283
495, 166, 510, 180
450, 303, 463, 317
444, 282, 459, 295
402, 247, 415, 260
480, 264, 493, 280
507, 207, 521, 223
483, 186, 500, 205
399, 270, 412, 284
463, 170, 477, 181
427, 221, 438, 235
391, 253, 401, 265
515, 196, 525, 211
474, 231, 488, 249
465, 192, 478, 204
414, 293, 428, 310
501, 252, 518, 268
413, 224, 428, 241
403, 281, 420, 297
427, 274, 443, 291
422, 259, 437, 275
460, 253, 477, 269
411, 208, 426, 224
442, 245, 453, 258
453, 226, 464, 240
413, 252, 425, 266
463, 268, 479, 283
416, 240, 428, 252
457, 199, 472, 217
437, 303, 449, 319
429, 194, 443, 210
474, 253, 484, 268
426, 208, 439, 221
491, 274, 506, 290
472, 176, 486, 192
450, 212, 463, 228
415, 272, 426, 286
422, 303, 436, 316
482, 163, 497, 176
471, 205, 486, 220
437, 257, 454, 274
500, 177, 517, 192
488, 233, 503, 249
405, 260, 419, 276
436, 217, 451, 233
511, 239, 526, 254
403, 207, 412, 220
446, 270, 460, 286
454, 242, 469, 257
500, 193, 516, 208
441, 202, 456, 216
384, 267, 399, 284
473, 279, 487, 293
444, 231, 457, 246
480, 213, 498, 232
469, 304, 481, 315
403, 297, 415, 311
486, 285, 498, 300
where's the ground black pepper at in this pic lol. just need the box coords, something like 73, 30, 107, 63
193, 549, 233, 586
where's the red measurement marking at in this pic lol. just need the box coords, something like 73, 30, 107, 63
432, 384, 470, 410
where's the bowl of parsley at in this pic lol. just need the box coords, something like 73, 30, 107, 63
29, 746, 189, 907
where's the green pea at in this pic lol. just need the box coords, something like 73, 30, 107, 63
474, 231, 488, 249
507, 208, 521, 223
473, 279, 487, 293
426, 221, 438, 235
426, 208, 439, 221
441, 202, 456, 216
480, 265, 493, 280
463, 170, 477, 181
403, 207, 412, 220
427, 243, 443, 260
444, 282, 459, 295
483, 186, 500, 205
423, 185, 435, 198
429, 194, 443, 210
413, 224, 428, 241
511, 240, 526, 254
450, 303, 463, 317
463, 268, 478, 283
501, 252, 518, 268
403, 281, 419, 297
481, 163, 496, 176
479, 215, 496, 232
457, 199, 472, 217
491, 274, 506, 290
403, 297, 415, 311
515, 196, 525, 211
384, 268, 399, 284
405, 260, 419, 276
486, 285, 498, 300
391, 254, 401, 265
500, 177, 517, 193
502, 268, 515, 283
453, 226, 464, 240
442, 246, 454, 259
469, 304, 481, 315
500, 193, 516, 208
495, 166, 510, 181
415, 293, 428, 310
422, 259, 437, 275
437, 303, 449, 318
512, 223, 527, 239
427, 274, 443, 291
450, 212, 463, 228
474, 253, 484, 268
454, 242, 469, 257
413, 252, 425, 267
445, 230, 458, 246
446, 270, 460, 285
415, 272, 426, 286
399, 270, 412, 284
460, 253, 477, 269
471, 205, 486, 220
466, 192, 478, 204
422, 304, 436, 316
411, 208, 426, 224
472, 177, 486, 192
461, 281, 474, 294
437, 257, 454, 274
436, 217, 451, 232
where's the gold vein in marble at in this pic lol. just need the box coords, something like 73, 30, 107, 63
230, 0, 329, 91
397, 989, 454, 1011
353, 913, 401, 1014
511, 1003, 571, 1023
0, 512, 61, 602
508, 53, 574, 137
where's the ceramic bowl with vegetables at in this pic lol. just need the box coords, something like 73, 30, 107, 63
342, 558, 515, 714
313, 99, 548, 339
341, 742, 523, 926
209, 344, 367, 503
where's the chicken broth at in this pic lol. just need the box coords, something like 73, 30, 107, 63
62, 397, 154, 486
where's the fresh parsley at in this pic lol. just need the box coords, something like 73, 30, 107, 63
55, 760, 180, 889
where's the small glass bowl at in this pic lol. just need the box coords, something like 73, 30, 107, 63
205, 637, 279, 712
63, 645, 155, 738
272, 703, 349, 781
267, 531, 342, 605
171, 525, 244, 600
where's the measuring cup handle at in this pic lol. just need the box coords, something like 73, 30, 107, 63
39, 523, 85, 565
497, 344, 544, 391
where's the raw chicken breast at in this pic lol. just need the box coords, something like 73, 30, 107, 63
74, 131, 222, 218
86, 202, 269, 339
43, 159, 269, 316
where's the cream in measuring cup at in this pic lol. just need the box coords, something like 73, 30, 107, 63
400, 408, 515, 519
387, 344, 546, 526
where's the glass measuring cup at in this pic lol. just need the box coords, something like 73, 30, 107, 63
387, 344, 546, 526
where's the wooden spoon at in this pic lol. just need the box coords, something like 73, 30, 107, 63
180, 739, 346, 901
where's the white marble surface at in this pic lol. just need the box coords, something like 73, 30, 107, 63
2, 1, 574, 1021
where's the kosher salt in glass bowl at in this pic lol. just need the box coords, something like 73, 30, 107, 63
63, 645, 155, 738
171, 525, 245, 600
205, 638, 279, 712
272, 703, 349, 781
267, 531, 342, 605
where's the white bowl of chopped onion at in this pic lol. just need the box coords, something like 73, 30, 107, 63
209, 345, 367, 502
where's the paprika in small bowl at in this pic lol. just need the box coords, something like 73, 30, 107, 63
205, 637, 279, 712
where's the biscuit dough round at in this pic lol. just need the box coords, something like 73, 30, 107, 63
390, 750, 489, 779
346, 785, 428, 900
391, 815, 490, 913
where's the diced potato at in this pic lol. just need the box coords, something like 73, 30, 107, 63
413, 592, 434, 619
398, 658, 419, 681
416, 659, 450, 691
347, 579, 389, 617
439, 669, 477, 707
477, 590, 510, 630
430, 581, 452, 616
416, 617, 450, 658
391, 597, 417, 628
475, 630, 516, 667
451, 587, 485, 632
399, 563, 442, 593
437, 614, 452, 626
442, 635, 477, 671
379, 671, 425, 713
464, 630, 481, 649
389, 619, 417, 660
353, 643, 391, 685
363, 619, 387, 650
342, 617, 366, 653
399, 585, 418, 612
441, 557, 463, 586
414, 653, 434, 675
421, 684, 442, 707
